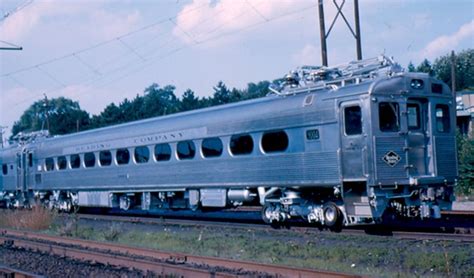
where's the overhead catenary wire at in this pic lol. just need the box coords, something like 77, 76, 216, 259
0, 0, 34, 22
73, 53, 102, 76
169, 17, 199, 44
245, 0, 269, 22
8, 2, 317, 108
81, 3, 318, 92
8, 75, 26, 88
0, 2, 208, 78
35, 65, 66, 88
116, 38, 147, 62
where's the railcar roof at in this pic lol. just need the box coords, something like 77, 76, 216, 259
4, 71, 448, 151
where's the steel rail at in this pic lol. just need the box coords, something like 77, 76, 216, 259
1, 229, 360, 278
0, 265, 44, 278
74, 213, 474, 242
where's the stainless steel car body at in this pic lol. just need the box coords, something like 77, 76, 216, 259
0, 56, 457, 227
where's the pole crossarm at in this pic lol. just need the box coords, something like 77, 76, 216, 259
0, 40, 23, 51
317, 0, 362, 66
326, 0, 357, 39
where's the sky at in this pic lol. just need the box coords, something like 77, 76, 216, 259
0, 0, 473, 140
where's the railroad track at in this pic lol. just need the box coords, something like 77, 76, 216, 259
74, 212, 474, 242
0, 229, 360, 278
0, 265, 43, 278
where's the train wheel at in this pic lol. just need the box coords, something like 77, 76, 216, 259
261, 204, 275, 224
323, 202, 342, 231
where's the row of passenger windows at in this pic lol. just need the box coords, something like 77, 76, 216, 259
42, 130, 291, 171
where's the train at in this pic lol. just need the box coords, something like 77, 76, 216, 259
0, 56, 457, 229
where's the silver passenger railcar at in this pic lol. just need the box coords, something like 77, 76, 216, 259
0, 56, 457, 229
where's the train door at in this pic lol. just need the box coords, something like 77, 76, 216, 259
405, 98, 430, 176
15, 149, 30, 192
340, 101, 365, 180
374, 100, 406, 183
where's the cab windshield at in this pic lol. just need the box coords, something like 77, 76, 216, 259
379, 102, 400, 132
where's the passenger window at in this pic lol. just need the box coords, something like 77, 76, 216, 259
84, 152, 96, 168
177, 141, 196, 160
155, 143, 171, 161
57, 156, 67, 170
230, 134, 253, 155
134, 146, 150, 163
99, 150, 112, 166
435, 104, 450, 133
45, 158, 55, 171
2, 164, 7, 175
407, 103, 420, 130
116, 149, 130, 165
379, 102, 400, 132
262, 130, 289, 153
70, 154, 81, 169
202, 138, 223, 158
344, 106, 362, 135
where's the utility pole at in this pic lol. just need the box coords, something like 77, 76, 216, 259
318, 0, 328, 66
0, 126, 7, 148
317, 0, 362, 66
450, 50, 456, 94
354, 0, 362, 61
42, 94, 51, 132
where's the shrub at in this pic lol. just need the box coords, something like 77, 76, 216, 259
0, 205, 56, 230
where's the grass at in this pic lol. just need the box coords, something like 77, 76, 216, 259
6, 211, 473, 277
0, 206, 56, 230
47, 219, 474, 278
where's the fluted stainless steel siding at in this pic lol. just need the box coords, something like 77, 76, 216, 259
374, 137, 406, 181
38, 151, 340, 190
434, 136, 457, 179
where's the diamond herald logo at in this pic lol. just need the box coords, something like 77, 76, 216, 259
382, 151, 401, 167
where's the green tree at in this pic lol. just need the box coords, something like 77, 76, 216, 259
456, 131, 474, 196
90, 103, 122, 128
142, 84, 179, 117
415, 59, 434, 76
407, 62, 416, 72
180, 89, 201, 112
11, 97, 90, 138
244, 81, 270, 99
212, 81, 232, 105
433, 49, 474, 91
